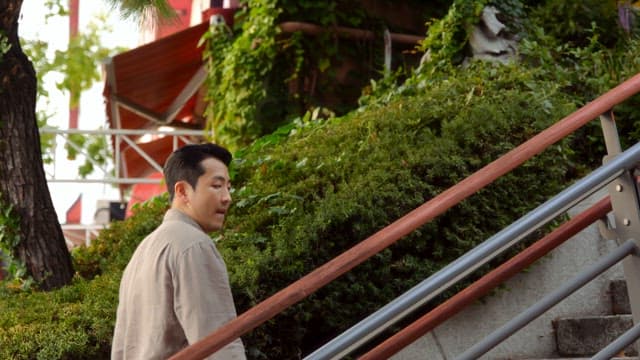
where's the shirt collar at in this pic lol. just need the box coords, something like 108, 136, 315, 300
164, 208, 203, 232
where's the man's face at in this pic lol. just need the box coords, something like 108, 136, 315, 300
183, 157, 232, 233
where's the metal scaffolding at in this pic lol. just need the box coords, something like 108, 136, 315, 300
41, 127, 210, 246
42, 127, 210, 185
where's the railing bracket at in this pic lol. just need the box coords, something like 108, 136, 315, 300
597, 216, 618, 241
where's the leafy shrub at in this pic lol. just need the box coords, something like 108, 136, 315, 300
0, 62, 579, 359
0, 274, 119, 359
204, 0, 444, 150
0, 197, 167, 359
220, 61, 578, 357
528, 0, 621, 48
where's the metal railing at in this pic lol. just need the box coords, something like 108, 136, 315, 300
457, 239, 638, 360
308, 141, 640, 360
360, 195, 613, 359
42, 127, 209, 246
60, 223, 105, 247
170, 72, 640, 359
41, 127, 210, 185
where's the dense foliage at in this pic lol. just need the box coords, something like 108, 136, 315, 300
221, 63, 578, 357
0, 196, 168, 360
4, 0, 640, 358
203, 0, 437, 150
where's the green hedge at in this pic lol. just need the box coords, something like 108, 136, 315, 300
220, 63, 578, 357
0, 274, 118, 359
0, 196, 169, 360
0, 64, 579, 358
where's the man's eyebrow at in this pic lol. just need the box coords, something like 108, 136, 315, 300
211, 175, 230, 182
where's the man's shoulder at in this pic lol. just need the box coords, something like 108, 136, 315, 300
157, 217, 213, 252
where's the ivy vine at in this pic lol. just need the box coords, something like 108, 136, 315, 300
0, 31, 10, 62
0, 197, 33, 291
202, 0, 411, 151
202, 0, 282, 151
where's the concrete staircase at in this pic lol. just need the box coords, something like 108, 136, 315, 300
390, 192, 638, 360
538, 279, 637, 359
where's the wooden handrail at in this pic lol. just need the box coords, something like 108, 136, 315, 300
359, 196, 612, 359
278, 21, 424, 45
170, 72, 640, 360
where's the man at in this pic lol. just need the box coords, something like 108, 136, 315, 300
112, 143, 246, 359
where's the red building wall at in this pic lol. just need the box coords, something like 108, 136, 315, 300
156, 0, 193, 39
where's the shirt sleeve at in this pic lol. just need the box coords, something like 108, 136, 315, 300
173, 241, 246, 359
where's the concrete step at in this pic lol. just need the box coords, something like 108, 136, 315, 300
611, 278, 632, 315
553, 314, 636, 357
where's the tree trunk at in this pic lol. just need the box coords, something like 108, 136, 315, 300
0, 0, 74, 290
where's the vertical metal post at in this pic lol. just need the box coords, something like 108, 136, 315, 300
383, 27, 392, 77
600, 110, 640, 343
593, 322, 640, 360
103, 58, 122, 182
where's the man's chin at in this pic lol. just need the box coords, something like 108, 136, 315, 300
205, 222, 224, 233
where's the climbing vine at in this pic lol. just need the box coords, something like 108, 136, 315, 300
0, 197, 33, 291
202, 0, 282, 150
0, 31, 10, 62
202, 0, 423, 151
417, 0, 487, 72
359, 0, 489, 108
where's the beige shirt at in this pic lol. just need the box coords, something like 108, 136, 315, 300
111, 209, 246, 360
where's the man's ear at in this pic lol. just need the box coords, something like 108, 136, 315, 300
173, 181, 190, 203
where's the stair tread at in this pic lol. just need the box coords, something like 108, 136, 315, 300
557, 314, 633, 319
554, 313, 636, 357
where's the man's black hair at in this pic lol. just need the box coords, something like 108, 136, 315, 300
163, 143, 232, 201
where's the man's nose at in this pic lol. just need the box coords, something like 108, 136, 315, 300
221, 188, 232, 204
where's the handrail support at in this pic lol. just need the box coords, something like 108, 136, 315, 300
600, 110, 640, 347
